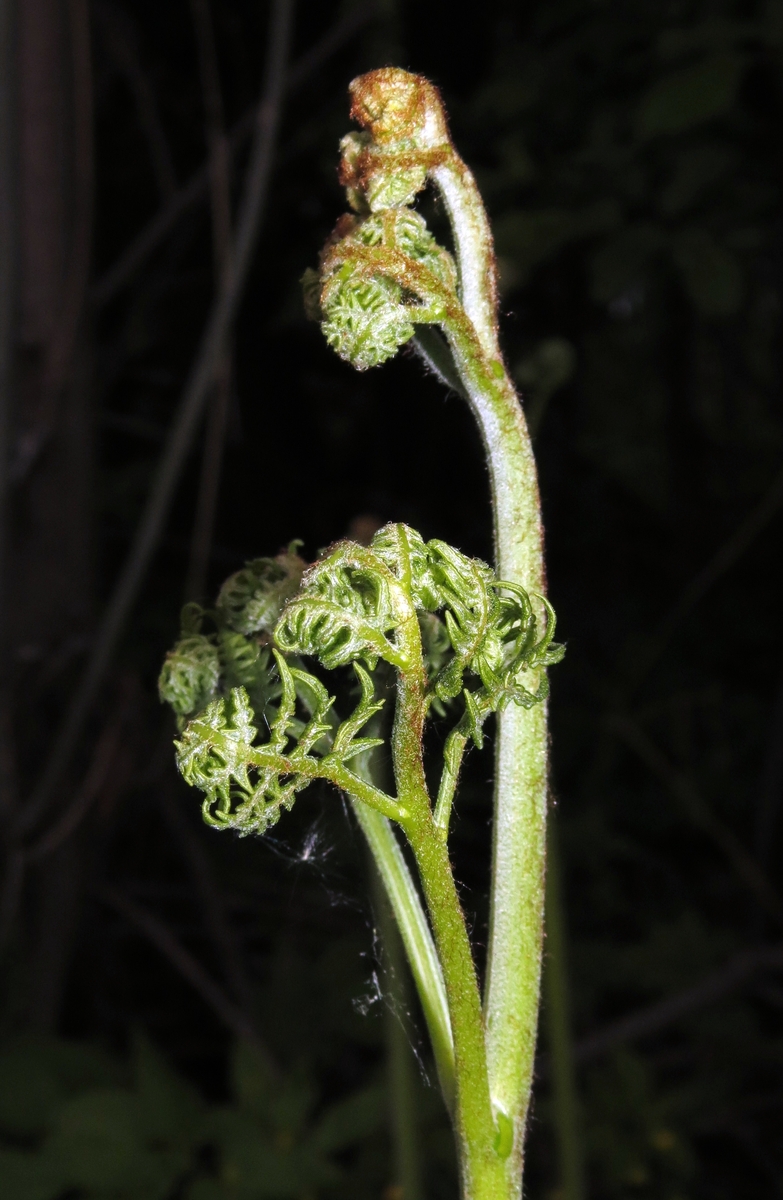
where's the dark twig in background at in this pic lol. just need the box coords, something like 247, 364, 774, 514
611, 714, 783, 925
184, 0, 235, 602
19, 0, 295, 841
628, 463, 783, 694
94, 0, 179, 202
96, 884, 273, 1061
89, 3, 378, 310
573, 940, 783, 1066
755, 657, 783, 870
160, 779, 257, 1019
26, 680, 134, 862
9, 0, 94, 485
0, 0, 15, 822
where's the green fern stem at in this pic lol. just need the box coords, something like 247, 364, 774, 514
390, 594, 506, 1200
444, 282, 547, 1172
254, 746, 402, 818
414, 112, 547, 1150
430, 288, 547, 1183
435, 242, 547, 1189
349, 801, 456, 1107
403, 806, 508, 1200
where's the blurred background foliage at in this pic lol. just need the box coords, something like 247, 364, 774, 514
0, 0, 782, 1197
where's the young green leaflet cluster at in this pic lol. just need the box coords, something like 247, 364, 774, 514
304, 209, 458, 370
159, 524, 561, 840
301, 69, 465, 372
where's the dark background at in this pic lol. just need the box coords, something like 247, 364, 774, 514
0, 1, 782, 1197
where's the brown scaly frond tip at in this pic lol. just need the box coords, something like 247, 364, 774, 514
348, 68, 451, 148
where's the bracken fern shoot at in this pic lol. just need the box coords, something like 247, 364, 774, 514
161, 70, 560, 1200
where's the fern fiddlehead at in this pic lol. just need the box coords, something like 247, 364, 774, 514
161, 527, 558, 836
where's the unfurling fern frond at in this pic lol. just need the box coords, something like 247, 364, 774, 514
173, 653, 388, 837
331, 663, 385, 761
158, 634, 221, 720
319, 525, 563, 837
307, 207, 458, 372
158, 613, 280, 731
320, 265, 415, 371
175, 678, 309, 837
430, 579, 564, 836
271, 71, 556, 1195
275, 541, 408, 670
424, 541, 498, 701
370, 523, 440, 610
217, 544, 306, 635
160, 521, 562, 843
418, 611, 452, 716
339, 128, 428, 212
158, 546, 307, 729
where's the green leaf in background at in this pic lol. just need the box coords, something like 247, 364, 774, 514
45, 1085, 193, 1200
671, 226, 744, 316
195, 1107, 337, 1199
0, 1027, 392, 1200
658, 142, 738, 215
186, 1040, 386, 1198
0, 1035, 120, 1140
231, 1040, 316, 1136
133, 1031, 204, 1148
637, 53, 743, 137
585, 1051, 696, 1198
310, 1084, 385, 1154
230, 1040, 277, 1124
46, 1090, 158, 1198
0, 1147, 67, 1200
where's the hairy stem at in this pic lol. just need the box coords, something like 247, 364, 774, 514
389, 583, 503, 1199
430, 158, 547, 1178
350, 800, 455, 1106
430, 158, 498, 359
329, 167, 547, 1194
404, 808, 507, 1200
